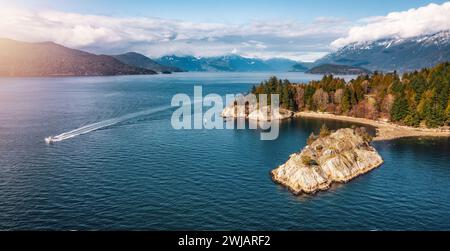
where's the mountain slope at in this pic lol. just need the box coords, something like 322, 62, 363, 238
0, 38, 156, 77
112, 52, 182, 73
156, 55, 204, 72
290, 63, 309, 72
205, 55, 270, 71
306, 64, 371, 75
155, 55, 298, 72
263, 58, 299, 71
316, 30, 450, 72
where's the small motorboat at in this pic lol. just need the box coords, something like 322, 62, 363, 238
45, 137, 54, 144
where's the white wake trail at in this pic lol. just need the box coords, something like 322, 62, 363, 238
45, 105, 172, 144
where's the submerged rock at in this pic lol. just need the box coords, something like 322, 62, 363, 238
271, 128, 384, 194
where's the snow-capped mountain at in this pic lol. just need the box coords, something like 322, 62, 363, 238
316, 30, 450, 72
155, 54, 299, 72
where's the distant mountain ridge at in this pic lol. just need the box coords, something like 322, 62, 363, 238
156, 31, 450, 73
0, 38, 156, 77
306, 64, 371, 75
112, 52, 183, 73
155, 55, 301, 72
5, 29, 447, 77
316, 30, 450, 72
290, 63, 311, 72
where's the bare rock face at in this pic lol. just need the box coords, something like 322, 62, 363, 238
247, 106, 293, 121
221, 95, 293, 121
271, 128, 384, 194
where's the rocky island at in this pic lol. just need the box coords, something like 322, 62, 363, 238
221, 94, 294, 120
271, 127, 384, 194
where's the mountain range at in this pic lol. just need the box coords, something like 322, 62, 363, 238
316, 30, 450, 72
112, 52, 183, 73
0, 38, 157, 77
1, 30, 449, 76
156, 31, 450, 73
155, 55, 300, 72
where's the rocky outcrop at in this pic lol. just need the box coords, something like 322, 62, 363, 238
271, 128, 384, 194
221, 95, 294, 121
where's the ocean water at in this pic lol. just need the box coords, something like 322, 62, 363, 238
0, 72, 449, 230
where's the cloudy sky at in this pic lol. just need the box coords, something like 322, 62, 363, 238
1, 0, 449, 61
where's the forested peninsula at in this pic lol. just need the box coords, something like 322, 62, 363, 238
251, 62, 450, 128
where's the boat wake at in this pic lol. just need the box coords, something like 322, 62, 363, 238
45, 105, 172, 144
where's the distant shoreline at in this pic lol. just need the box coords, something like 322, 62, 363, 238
295, 111, 450, 141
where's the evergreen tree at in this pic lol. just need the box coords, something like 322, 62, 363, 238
249, 62, 449, 128
425, 90, 446, 127
445, 101, 450, 125
342, 88, 352, 112
281, 84, 290, 109
288, 87, 296, 111
391, 94, 409, 122
304, 85, 316, 110
319, 124, 331, 138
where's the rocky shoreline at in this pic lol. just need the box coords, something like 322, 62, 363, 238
221, 100, 448, 195
222, 99, 450, 141
271, 127, 384, 194
221, 95, 294, 120
295, 111, 450, 141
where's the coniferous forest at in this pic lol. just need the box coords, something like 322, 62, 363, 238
251, 62, 450, 128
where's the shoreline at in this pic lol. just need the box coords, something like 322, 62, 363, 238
294, 111, 450, 141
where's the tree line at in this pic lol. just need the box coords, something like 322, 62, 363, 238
251, 62, 450, 128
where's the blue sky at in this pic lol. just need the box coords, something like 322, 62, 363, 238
2, 0, 449, 61
8, 0, 448, 22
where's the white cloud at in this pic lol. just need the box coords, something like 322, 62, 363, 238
0, 7, 347, 61
332, 2, 450, 48
314, 16, 347, 24
2, 3, 449, 61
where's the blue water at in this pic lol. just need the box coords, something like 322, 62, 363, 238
0, 72, 449, 230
